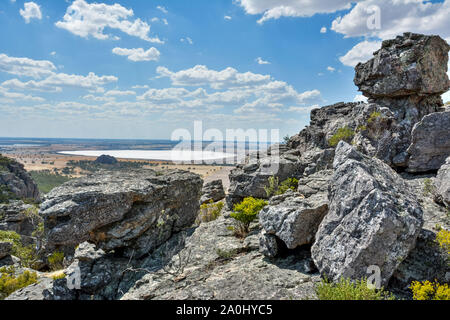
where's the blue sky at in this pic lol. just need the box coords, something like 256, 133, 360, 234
0, 0, 449, 140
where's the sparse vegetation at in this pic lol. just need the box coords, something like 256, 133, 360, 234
196, 200, 224, 224
30, 170, 71, 194
66, 159, 157, 173
264, 176, 299, 198
328, 127, 355, 147
315, 277, 395, 300
0, 230, 38, 268
216, 248, 239, 260
0, 266, 38, 300
47, 251, 65, 271
230, 197, 267, 237
423, 178, 435, 196
436, 228, 450, 257
367, 111, 382, 124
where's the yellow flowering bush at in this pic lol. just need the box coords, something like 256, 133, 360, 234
436, 229, 450, 256
410, 281, 450, 300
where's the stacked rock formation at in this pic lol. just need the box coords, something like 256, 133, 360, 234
0, 154, 39, 201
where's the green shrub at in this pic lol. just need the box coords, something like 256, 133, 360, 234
0, 230, 37, 268
48, 251, 65, 271
216, 248, 239, 260
264, 177, 299, 197
315, 277, 395, 300
0, 266, 38, 300
367, 111, 382, 124
328, 127, 355, 147
423, 178, 435, 196
197, 200, 224, 224
230, 197, 267, 237
410, 281, 450, 300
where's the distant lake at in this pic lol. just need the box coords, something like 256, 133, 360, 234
58, 150, 236, 162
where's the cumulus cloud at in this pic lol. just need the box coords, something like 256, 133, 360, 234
224, 15, 232, 20
339, 40, 381, 67
2, 72, 117, 93
236, 0, 356, 24
112, 47, 160, 62
20, 2, 42, 23
0, 86, 45, 102
331, 0, 450, 41
0, 53, 56, 78
180, 37, 193, 45
327, 66, 336, 72
320, 27, 327, 33
55, 0, 162, 43
156, 6, 168, 14
105, 90, 136, 96
256, 57, 271, 65
156, 65, 272, 90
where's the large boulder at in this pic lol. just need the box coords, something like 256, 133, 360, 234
259, 190, 328, 253
0, 241, 12, 259
354, 33, 450, 99
41, 169, 203, 258
406, 111, 450, 172
0, 155, 39, 201
311, 142, 423, 286
434, 156, 450, 208
200, 180, 225, 204
95, 155, 118, 165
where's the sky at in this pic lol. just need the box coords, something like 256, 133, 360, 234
0, 0, 449, 141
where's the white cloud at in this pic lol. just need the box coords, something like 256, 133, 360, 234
50, 51, 56, 56
55, 0, 163, 43
156, 65, 272, 90
224, 15, 232, 20
353, 94, 368, 103
20, 2, 42, 23
339, 40, 381, 67
320, 26, 327, 33
256, 57, 271, 65
0, 86, 45, 102
0, 53, 56, 78
327, 66, 336, 72
156, 6, 168, 14
288, 105, 320, 113
105, 90, 136, 96
2, 72, 117, 93
180, 37, 193, 45
236, 0, 356, 24
112, 47, 160, 62
132, 85, 149, 89
331, 0, 450, 41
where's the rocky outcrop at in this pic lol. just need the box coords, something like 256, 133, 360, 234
406, 111, 450, 172
41, 169, 203, 258
311, 142, 423, 286
355, 33, 449, 98
351, 33, 450, 169
434, 156, 450, 207
200, 180, 225, 204
95, 155, 118, 165
0, 155, 39, 201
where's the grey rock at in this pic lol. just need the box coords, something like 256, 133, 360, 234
259, 190, 328, 251
200, 180, 225, 204
0, 241, 12, 259
312, 142, 423, 286
434, 156, 450, 207
0, 155, 39, 201
355, 33, 450, 99
406, 111, 450, 172
258, 230, 279, 258
0, 200, 41, 237
5, 277, 76, 300
41, 169, 203, 258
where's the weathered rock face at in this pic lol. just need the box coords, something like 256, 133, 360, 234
434, 156, 450, 207
0, 155, 39, 201
311, 142, 423, 286
200, 180, 225, 204
355, 33, 450, 99
0, 200, 40, 237
406, 111, 450, 172
0, 241, 12, 259
41, 169, 203, 258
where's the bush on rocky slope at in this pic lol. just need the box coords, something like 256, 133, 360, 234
315, 277, 395, 300
0, 266, 37, 300
230, 197, 267, 237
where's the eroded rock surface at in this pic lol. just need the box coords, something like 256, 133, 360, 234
311, 142, 423, 286
41, 169, 203, 258
434, 156, 450, 207
0, 155, 39, 201
200, 180, 225, 204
